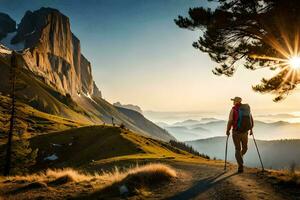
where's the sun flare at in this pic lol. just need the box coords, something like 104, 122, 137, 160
288, 56, 300, 69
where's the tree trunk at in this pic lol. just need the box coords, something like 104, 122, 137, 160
4, 51, 17, 176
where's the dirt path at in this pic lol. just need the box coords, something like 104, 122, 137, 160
1, 161, 298, 199
146, 162, 297, 200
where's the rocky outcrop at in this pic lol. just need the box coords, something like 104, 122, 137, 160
0, 13, 16, 40
3, 7, 99, 98
80, 54, 94, 95
92, 81, 102, 98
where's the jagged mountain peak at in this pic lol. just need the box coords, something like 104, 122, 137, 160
0, 12, 16, 40
0, 7, 98, 98
12, 7, 70, 48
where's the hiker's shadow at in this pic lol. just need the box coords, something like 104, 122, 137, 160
167, 171, 238, 200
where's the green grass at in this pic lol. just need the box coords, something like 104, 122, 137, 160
30, 126, 142, 169
28, 125, 216, 173
0, 95, 90, 145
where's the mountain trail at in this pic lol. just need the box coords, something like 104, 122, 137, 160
146, 162, 297, 200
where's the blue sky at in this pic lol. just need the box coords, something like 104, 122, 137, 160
1, 0, 300, 113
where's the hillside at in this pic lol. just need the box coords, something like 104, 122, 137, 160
187, 136, 300, 170
115, 106, 175, 141
27, 125, 204, 172
0, 95, 89, 144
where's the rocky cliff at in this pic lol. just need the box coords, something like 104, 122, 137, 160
1, 7, 100, 98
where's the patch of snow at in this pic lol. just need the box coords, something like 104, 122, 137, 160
51, 143, 62, 147
0, 32, 24, 51
87, 93, 92, 99
44, 154, 58, 161
83, 92, 96, 103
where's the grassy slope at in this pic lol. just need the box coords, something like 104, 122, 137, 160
29, 126, 215, 172
0, 95, 91, 145
76, 95, 175, 141
115, 106, 175, 141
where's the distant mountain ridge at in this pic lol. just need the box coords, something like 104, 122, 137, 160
162, 118, 300, 141
187, 137, 300, 170
0, 13, 16, 39
0, 7, 174, 141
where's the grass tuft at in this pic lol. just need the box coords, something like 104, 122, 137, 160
90, 163, 177, 198
45, 168, 91, 182
3, 163, 176, 198
5, 168, 93, 183
123, 163, 176, 187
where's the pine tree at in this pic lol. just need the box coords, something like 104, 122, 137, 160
175, 0, 300, 101
3, 51, 17, 176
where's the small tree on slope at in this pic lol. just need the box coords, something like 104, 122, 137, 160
2, 51, 37, 176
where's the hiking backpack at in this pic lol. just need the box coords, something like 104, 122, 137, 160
237, 104, 253, 133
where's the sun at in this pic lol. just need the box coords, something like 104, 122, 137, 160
288, 56, 300, 69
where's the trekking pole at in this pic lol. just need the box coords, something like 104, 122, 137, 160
224, 135, 229, 171
252, 132, 264, 171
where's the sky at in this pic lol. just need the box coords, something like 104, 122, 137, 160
1, 0, 300, 113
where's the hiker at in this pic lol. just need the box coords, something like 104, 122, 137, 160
226, 97, 254, 173
111, 117, 115, 126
